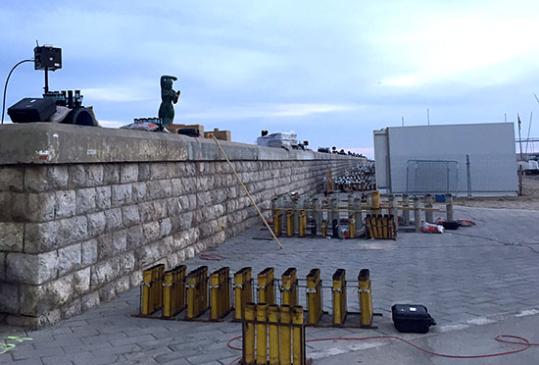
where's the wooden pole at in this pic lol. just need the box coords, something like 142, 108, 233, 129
212, 137, 283, 249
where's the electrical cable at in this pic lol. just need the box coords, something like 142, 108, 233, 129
1, 59, 34, 124
199, 253, 226, 261
226, 333, 539, 364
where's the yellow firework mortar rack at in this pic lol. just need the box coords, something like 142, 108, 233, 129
242, 303, 312, 365
139, 263, 165, 316
234, 267, 254, 321
271, 191, 452, 238
365, 214, 397, 240
137, 265, 381, 328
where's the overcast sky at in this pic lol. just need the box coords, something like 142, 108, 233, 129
2, 0, 539, 156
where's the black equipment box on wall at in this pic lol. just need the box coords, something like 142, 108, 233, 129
391, 304, 436, 333
7, 98, 56, 123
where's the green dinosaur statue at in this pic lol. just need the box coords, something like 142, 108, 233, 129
158, 75, 180, 127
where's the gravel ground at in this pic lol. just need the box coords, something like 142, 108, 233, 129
455, 174, 539, 210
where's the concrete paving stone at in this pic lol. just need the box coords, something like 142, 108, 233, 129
216, 324, 241, 334
0, 357, 39, 365
62, 342, 113, 355
50, 333, 88, 344
218, 356, 241, 365
72, 355, 120, 365
11, 344, 63, 361
157, 359, 191, 365
41, 327, 74, 337
152, 351, 192, 364
167, 338, 218, 352
126, 326, 170, 337
4, 342, 34, 354
23, 332, 53, 343
134, 339, 171, 351
90, 343, 141, 356
119, 359, 159, 365
187, 351, 238, 365
59, 319, 89, 328
80, 332, 128, 346
1, 206, 538, 364
33, 338, 82, 351
40, 355, 75, 365
109, 334, 156, 347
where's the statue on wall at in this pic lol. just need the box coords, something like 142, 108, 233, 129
158, 75, 180, 127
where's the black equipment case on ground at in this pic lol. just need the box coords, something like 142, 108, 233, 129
392, 304, 436, 333
8, 98, 56, 123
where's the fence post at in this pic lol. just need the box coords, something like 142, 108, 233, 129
413, 196, 421, 232
446, 193, 454, 221
518, 165, 523, 196
466, 154, 472, 197
424, 194, 433, 223
402, 194, 410, 226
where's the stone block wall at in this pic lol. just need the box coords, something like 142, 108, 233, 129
0, 123, 358, 327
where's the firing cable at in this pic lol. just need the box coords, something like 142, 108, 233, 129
226, 333, 539, 364
1, 59, 34, 125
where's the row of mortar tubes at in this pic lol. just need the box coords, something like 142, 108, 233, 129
271, 192, 454, 236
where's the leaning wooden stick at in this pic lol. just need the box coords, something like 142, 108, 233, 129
213, 137, 284, 249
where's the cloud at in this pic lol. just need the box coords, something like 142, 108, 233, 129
380, 75, 422, 88
2, 0, 539, 150
376, 5, 539, 88
83, 87, 155, 103
178, 103, 358, 120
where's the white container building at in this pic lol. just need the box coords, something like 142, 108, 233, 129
373, 122, 518, 196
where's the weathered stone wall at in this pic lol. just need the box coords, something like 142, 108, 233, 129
0, 123, 357, 327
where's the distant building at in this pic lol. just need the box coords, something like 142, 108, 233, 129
373, 122, 518, 196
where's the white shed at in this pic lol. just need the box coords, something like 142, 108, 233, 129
373, 123, 518, 196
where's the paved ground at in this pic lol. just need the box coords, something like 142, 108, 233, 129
317, 311, 539, 365
1, 206, 539, 364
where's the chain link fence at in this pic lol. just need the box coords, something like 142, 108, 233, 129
406, 160, 459, 194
